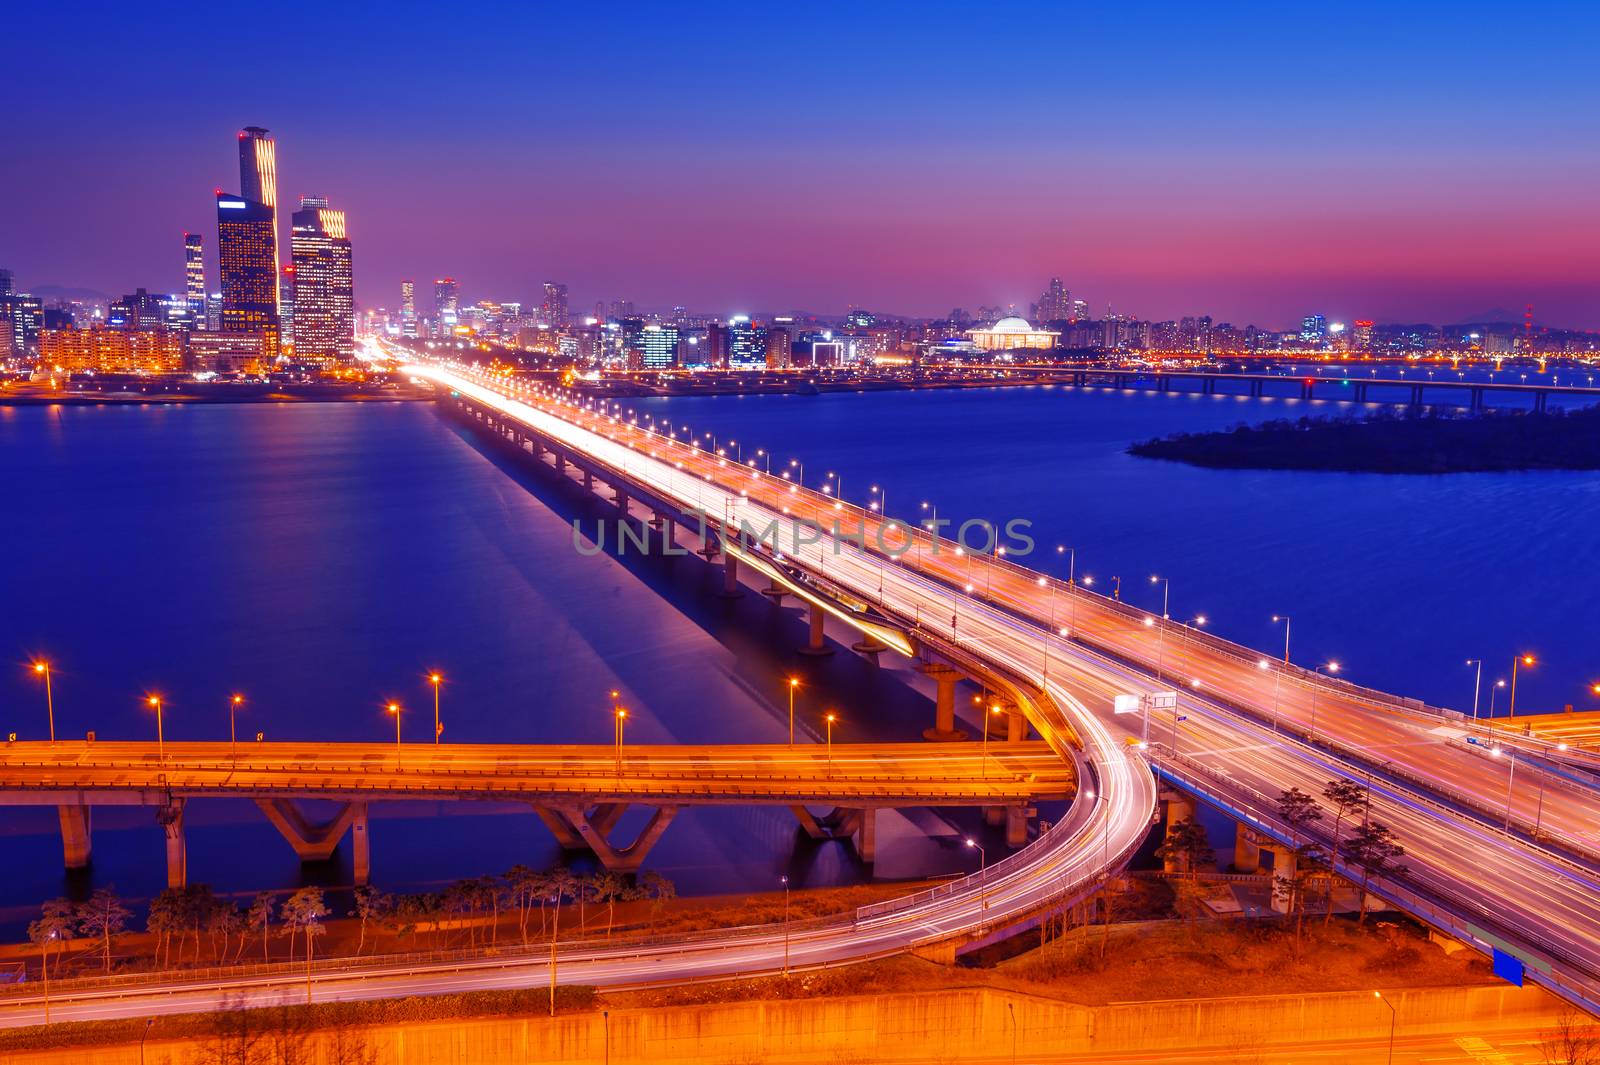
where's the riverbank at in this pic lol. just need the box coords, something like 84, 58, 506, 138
0, 384, 433, 405
1128, 404, 1600, 473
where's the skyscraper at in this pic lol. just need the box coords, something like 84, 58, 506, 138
216, 190, 280, 352
434, 278, 459, 335
237, 126, 280, 318
183, 233, 206, 313
279, 264, 297, 349
290, 196, 354, 363
400, 280, 417, 337
540, 282, 569, 328
1036, 278, 1072, 323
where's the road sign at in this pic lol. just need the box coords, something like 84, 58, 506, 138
1113, 694, 1142, 715
1148, 691, 1179, 710
1492, 948, 1525, 987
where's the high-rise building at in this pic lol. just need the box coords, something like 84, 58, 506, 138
728, 316, 765, 366
183, 233, 206, 314
237, 127, 280, 314
704, 322, 729, 368
216, 191, 280, 353
0, 268, 12, 295
540, 282, 569, 328
290, 196, 354, 363
400, 280, 417, 337
434, 278, 459, 335
0, 291, 43, 355
765, 326, 792, 369
1036, 278, 1072, 323
279, 264, 296, 348
39, 328, 185, 374
1352, 320, 1375, 349
1300, 314, 1327, 345
626, 321, 679, 369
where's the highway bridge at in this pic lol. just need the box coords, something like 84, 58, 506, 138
6, 351, 1598, 1026
4, 739, 1069, 881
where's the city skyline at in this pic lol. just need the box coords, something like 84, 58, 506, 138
4, 3, 1599, 329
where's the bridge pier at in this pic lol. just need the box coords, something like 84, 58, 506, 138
718, 552, 741, 598
851, 633, 889, 660
1470, 386, 1485, 411
857, 808, 877, 864
1534, 391, 1549, 413
1249, 379, 1264, 397
159, 800, 186, 889
1300, 381, 1314, 400
1160, 789, 1195, 874
791, 806, 876, 863
612, 487, 629, 516
58, 803, 91, 870
799, 601, 833, 655
1005, 805, 1028, 848
546, 802, 679, 873
555, 453, 568, 474
255, 799, 371, 884
918, 663, 968, 741
582, 469, 594, 491
1409, 384, 1424, 406
1234, 823, 1263, 874
1266, 845, 1297, 913
761, 582, 788, 603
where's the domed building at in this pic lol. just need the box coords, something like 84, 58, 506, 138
966, 315, 1060, 352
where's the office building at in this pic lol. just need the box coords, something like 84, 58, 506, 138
290, 197, 354, 363
704, 322, 729, 368
728, 316, 766, 366
626, 321, 679, 369
434, 278, 459, 335
184, 234, 206, 313
0, 291, 43, 355
237, 126, 280, 312
1036, 278, 1072, 323
765, 325, 792, 369
216, 191, 280, 354
1300, 314, 1327, 345
189, 330, 270, 373
400, 280, 417, 337
540, 281, 569, 328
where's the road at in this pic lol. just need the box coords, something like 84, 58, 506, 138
0, 740, 1071, 805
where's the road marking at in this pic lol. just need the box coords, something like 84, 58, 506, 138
1454, 1035, 1517, 1065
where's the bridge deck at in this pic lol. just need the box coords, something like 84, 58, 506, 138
1487, 711, 1600, 750
0, 741, 1071, 805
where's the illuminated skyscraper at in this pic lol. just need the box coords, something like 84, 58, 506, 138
216, 191, 280, 352
183, 233, 206, 313
290, 196, 354, 363
434, 278, 459, 335
237, 126, 280, 317
1036, 278, 1072, 323
540, 281, 569, 328
279, 264, 296, 348
400, 280, 417, 337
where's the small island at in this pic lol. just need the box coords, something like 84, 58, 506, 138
1128, 404, 1600, 473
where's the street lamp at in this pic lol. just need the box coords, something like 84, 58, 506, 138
965, 836, 987, 871
386, 702, 402, 760
428, 672, 443, 744
614, 707, 627, 776
1374, 991, 1396, 1065
229, 694, 243, 764
1489, 678, 1507, 715
147, 695, 166, 767
31, 661, 55, 745
1271, 614, 1292, 663
1309, 663, 1340, 745
787, 677, 800, 746
824, 712, 837, 777
1057, 545, 1076, 585
981, 703, 1004, 777
1465, 659, 1484, 719
1149, 575, 1170, 618
781, 874, 791, 975
1509, 654, 1534, 717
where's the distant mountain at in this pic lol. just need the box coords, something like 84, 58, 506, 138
31, 284, 115, 304
1447, 308, 1527, 328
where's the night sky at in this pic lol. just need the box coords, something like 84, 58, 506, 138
4, 1, 1598, 327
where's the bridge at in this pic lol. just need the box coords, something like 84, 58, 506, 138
6, 740, 1069, 882
8, 350, 1599, 1027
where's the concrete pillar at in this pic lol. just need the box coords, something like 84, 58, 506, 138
1234, 823, 1262, 874
1268, 845, 1297, 913
718, 552, 741, 598
1005, 806, 1028, 848
851, 633, 888, 660
799, 601, 833, 656
1006, 709, 1026, 743
919, 664, 967, 741
582, 470, 594, 491
856, 808, 876, 864
761, 582, 788, 603
350, 803, 370, 886
1161, 790, 1195, 874
159, 800, 186, 889
58, 804, 91, 870
612, 487, 629, 516
555, 453, 567, 473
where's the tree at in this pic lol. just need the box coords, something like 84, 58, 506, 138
208, 904, 247, 965
1339, 821, 1406, 924
1155, 819, 1214, 879
1539, 1007, 1600, 1065
1275, 788, 1327, 946
545, 866, 577, 941
27, 898, 76, 980
77, 885, 132, 974
636, 870, 675, 920
1321, 779, 1368, 924
280, 887, 329, 962
593, 871, 628, 939
183, 884, 219, 964
247, 892, 275, 963
505, 864, 542, 945
147, 888, 186, 969
350, 885, 391, 955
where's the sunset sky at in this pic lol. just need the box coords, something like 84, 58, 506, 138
5, 1, 1598, 327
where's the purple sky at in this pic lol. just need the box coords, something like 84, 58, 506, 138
4, 2, 1599, 329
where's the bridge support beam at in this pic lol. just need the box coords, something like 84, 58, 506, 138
856, 808, 877, 864
58, 804, 91, 870
545, 802, 679, 873
761, 582, 788, 603
851, 634, 888, 660
1006, 709, 1027, 743
1234, 823, 1262, 874
555, 453, 567, 474
255, 799, 370, 882
1267, 845, 1297, 913
1160, 789, 1196, 874
799, 601, 833, 655
582, 469, 594, 491
1005, 805, 1028, 848
918, 663, 967, 741
791, 806, 877, 863
159, 800, 186, 889
612, 487, 629, 516
718, 552, 741, 598
533, 805, 585, 850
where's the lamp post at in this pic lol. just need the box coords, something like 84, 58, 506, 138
429, 672, 443, 743
1149, 574, 1170, 618
965, 836, 987, 870
1374, 991, 1396, 1065
386, 702, 402, 762
981, 704, 1004, 778
1309, 663, 1340, 745
781, 874, 791, 975
1271, 614, 1292, 663
1489, 679, 1506, 715
229, 694, 243, 764
1509, 654, 1534, 717
31, 661, 55, 745
787, 677, 799, 746
147, 695, 166, 768
614, 707, 627, 776
1258, 659, 1284, 732
824, 713, 837, 778
1465, 659, 1483, 719
1057, 544, 1076, 585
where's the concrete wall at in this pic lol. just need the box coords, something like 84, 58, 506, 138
1, 983, 1558, 1065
